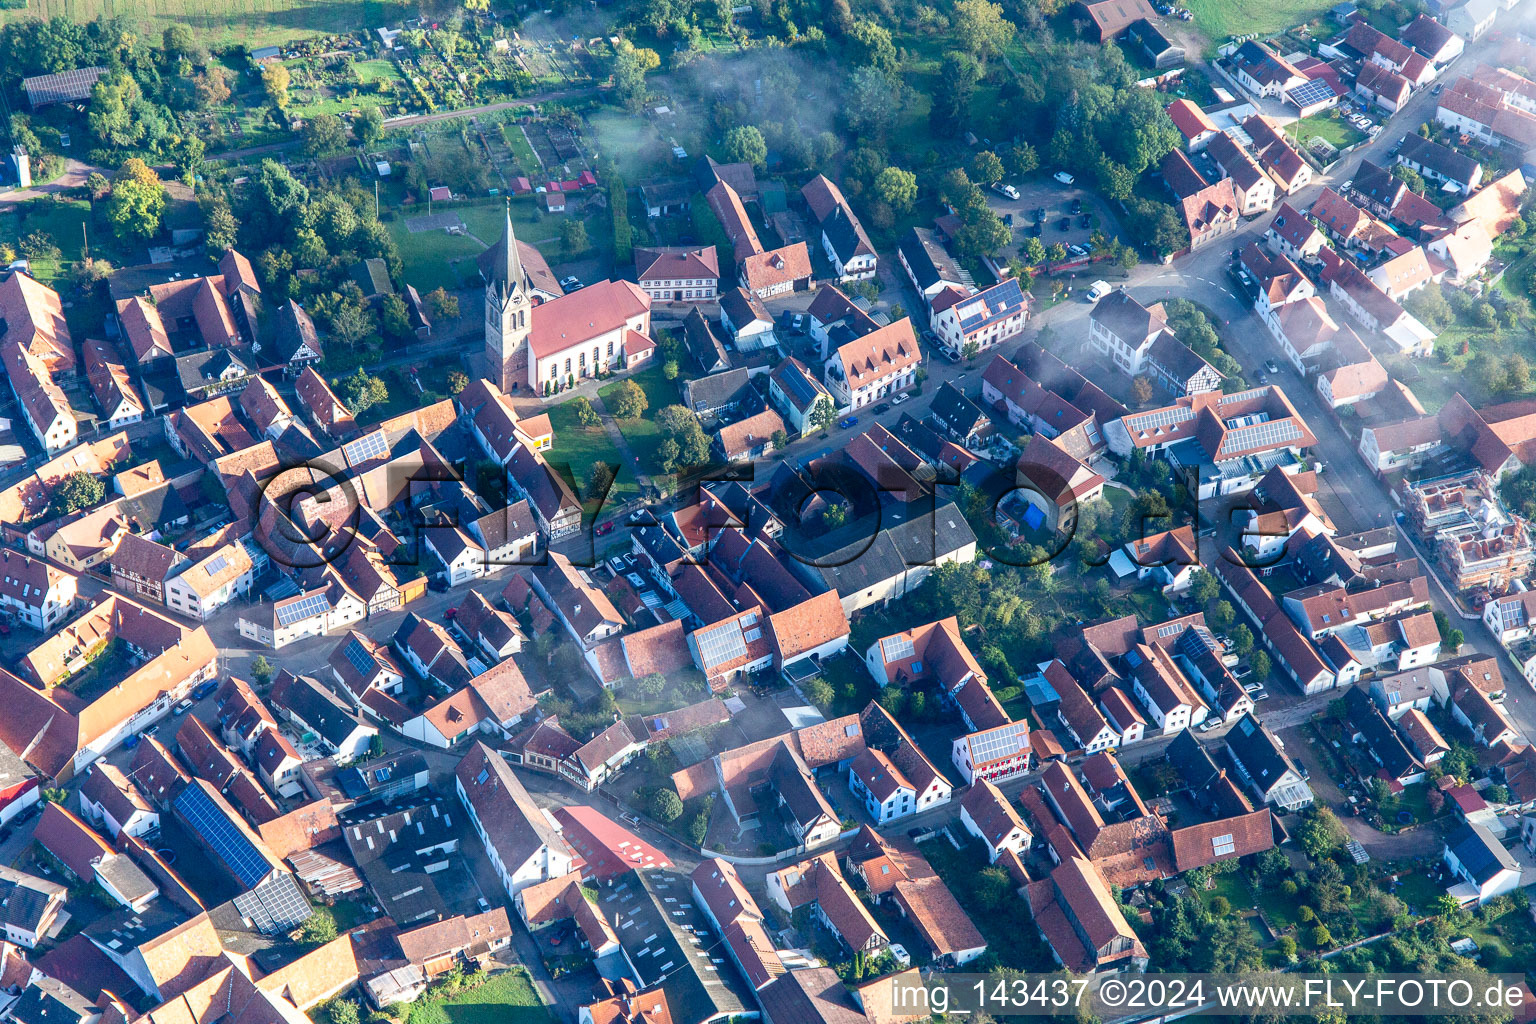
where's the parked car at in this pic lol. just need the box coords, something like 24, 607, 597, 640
1059, 217, 1071, 231
1070, 198, 1083, 214
559, 276, 583, 290
1068, 244, 1087, 258
874, 402, 891, 414
1243, 682, 1264, 694
595, 520, 615, 537
1198, 719, 1219, 733
192, 679, 219, 700
838, 415, 859, 428
1030, 221, 1043, 237
1034, 206, 1047, 221
1079, 214, 1091, 228
892, 393, 911, 405
174, 698, 195, 716
993, 182, 1021, 200
1053, 171, 1075, 185
1002, 213, 1014, 226
1265, 359, 1281, 374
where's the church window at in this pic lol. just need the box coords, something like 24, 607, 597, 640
607, 341, 614, 356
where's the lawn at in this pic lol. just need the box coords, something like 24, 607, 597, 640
405, 969, 549, 1024
386, 220, 486, 293
4, 198, 98, 284
1388, 870, 1442, 917
1182, 0, 1331, 46
544, 398, 636, 510
0, 0, 411, 47
1291, 111, 1367, 155
599, 366, 681, 480
1459, 899, 1536, 973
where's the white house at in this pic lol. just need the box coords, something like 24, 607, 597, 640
848, 749, 917, 825
163, 541, 255, 622
1442, 822, 1520, 905
959, 779, 1031, 863
824, 319, 920, 411
0, 550, 76, 631
455, 742, 576, 898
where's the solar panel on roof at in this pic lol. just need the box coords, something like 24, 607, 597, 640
344, 637, 375, 676
880, 634, 916, 662
967, 721, 1030, 764
206, 554, 229, 576
1285, 78, 1337, 109
175, 784, 272, 888
343, 430, 388, 465
277, 591, 332, 626
695, 620, 747, 669
233, 873, 313, 934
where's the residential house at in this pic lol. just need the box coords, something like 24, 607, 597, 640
454, 742, 576, 898
633, 246, 720, 303
1442, 821, 1520, 904
1224, 713, 1314, 810
0, 549, 77, 630
825, 319, 921, 411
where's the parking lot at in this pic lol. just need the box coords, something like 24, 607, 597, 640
986, 178, 1125, 262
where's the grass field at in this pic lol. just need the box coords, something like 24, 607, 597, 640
598, 365, 679, 480
405, 970, 549, 1024
0, 0, 410, 47
1291, 111, 1367, 154
1183, 0, 1330, 44
386, 220, 484, 293
544, 398, 636, 509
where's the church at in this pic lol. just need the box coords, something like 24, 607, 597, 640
483, 207, 657, 395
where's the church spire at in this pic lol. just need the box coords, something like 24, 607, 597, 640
496, 198, 524, 300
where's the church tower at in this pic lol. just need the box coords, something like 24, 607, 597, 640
485, 203, 533, 393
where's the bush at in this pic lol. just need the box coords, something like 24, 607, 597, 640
1298, 905, 1315, 923
1277, 935, 1297, 959
1281, 879, 1299, 896
650, 788, 684, 823
1209, 895, 1231, 916
1310, 925, 1332, 948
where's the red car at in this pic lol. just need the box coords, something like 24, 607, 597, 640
595, 521, 615, 537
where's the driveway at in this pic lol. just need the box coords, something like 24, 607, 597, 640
987, 179, 1123, 262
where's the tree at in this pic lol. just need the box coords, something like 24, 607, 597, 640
1095, 156, 1135, 202
613, 50, 648, 113
572, 396, 600, 427
1021, 236, 1046, 265
195, 67, 231, 107
804, 678, 834, 709
355, 106, 384, 149
1310, 925, 1332, 949
609, 379, 649, 418
107, 158, 165, 241
1230, 624, 1254, 657
325, 1002, 359, 1024
650, 788, 684, 823
85, 171, 110, 200
1392, 163, 1426, 194
930, 51, 981, 133
1250, 650, 1271, 682
952, 0, 1015, 61
298, 907, 338, 947
874, 167, 918, 211
823, 503, 846, 528
1506, 353, 1531, 393
162, 24, 195, 54
561, 218, 589, 258
844, 67, 900, 140
339, 368, 389, 415
1005, 142, 1039, 178
811, 396, 835, 434
846, 19, 897, 74
1277, 935, 1298, 960
955, 206, 1011, 259
586, 462, 616, 500
1407, 285, 1454, 329
1297, 807, 1346, 861
971, 150, 1004, 184
723, 125, 767, 167
302, 113, 347, 156
974, 866, 1012, 908
1209, 600, 1235, 631
879, 686, 906, 718
1445, 628, 1464, 652
771, 429, 789, 451
635, 672, 667, 698
380, 294, 411, 339
1188, 569, 1220, 605
251, 656, 274, 685
446, 371, 468, 395
262, 63, 291, 109
426, 287, 459, 320
1210, 895, 1231, 916
49, 471, 105, 518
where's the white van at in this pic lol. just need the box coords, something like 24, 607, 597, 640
1086, 280, 1111, 303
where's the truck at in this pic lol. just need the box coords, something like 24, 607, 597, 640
1086, 280, 1112, 303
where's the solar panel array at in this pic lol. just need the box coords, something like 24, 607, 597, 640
344, 637, 376, 676
778, 363, 822, 407
233, 873, 313, 934
206, 554, 229, 576
956, 279, 1026, 334
967, 721, 1030, 765
343, 430, 388, 465
23, 67, 107, 105
695, 620, 747, 669
277, 590, 331, 626
1285, 78, 1336, 110
880, 634, 916, 662
1222, 417, 1302, 454
175, 784, 272, 888
1128, 405, 1195, 432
